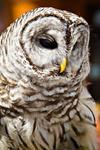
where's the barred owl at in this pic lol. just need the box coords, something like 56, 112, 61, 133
0, 7, 97, 150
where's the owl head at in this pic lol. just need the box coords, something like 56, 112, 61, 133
0, 7, 90, 85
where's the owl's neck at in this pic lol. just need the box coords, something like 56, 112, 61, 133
0, 73, 82, 123
10, 76, 82, 123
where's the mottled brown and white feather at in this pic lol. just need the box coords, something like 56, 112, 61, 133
0, 7, 96, 150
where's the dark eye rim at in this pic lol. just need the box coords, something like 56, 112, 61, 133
36, 34, 58, 50
72, 41, 78, 51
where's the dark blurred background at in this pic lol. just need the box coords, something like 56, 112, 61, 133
0, 0, 100, 102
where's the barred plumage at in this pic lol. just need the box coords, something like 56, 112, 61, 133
0, 7, 96, 150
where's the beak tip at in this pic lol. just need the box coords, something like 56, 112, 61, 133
59, 58, 68, 73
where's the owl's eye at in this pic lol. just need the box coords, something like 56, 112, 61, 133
37, 35, 58, 49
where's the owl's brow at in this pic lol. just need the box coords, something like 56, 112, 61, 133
20, 14, 68, 33
20, 13, 71, 51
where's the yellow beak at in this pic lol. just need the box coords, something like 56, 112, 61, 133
60, 58, 68, 73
